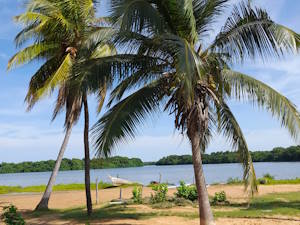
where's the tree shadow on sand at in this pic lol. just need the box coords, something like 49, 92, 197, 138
22, 205, 159, 225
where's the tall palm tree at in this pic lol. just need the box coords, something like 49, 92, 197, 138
8, 0, 114, 215
91, 1, 300, 224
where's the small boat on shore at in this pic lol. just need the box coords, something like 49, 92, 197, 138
108, 175, 133, 186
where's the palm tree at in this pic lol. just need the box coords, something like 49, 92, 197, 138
91, 1, 300, 224
8, 0, 114, 215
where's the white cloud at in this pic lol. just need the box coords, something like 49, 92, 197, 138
0, 123, 84, 163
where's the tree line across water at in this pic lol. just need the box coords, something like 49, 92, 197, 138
0, 156, 143, 174
1, 145, 300, 173
156, 145, 300, 165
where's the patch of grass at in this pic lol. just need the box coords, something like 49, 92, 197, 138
214, 192, 300, 218
226, 177, 243, 185
260, 178, 300, 185
0, 182, 114, 194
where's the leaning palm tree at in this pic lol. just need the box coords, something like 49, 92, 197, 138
8, 0, 114, 215
91, 1, 300, 224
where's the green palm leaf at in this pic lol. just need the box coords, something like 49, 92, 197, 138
92, 81, 163, 157
7, 42, 58, 70
36, 53, 73, 98
211, 2, 300, 61
223, 69, 300, 141
217, 101, 257, 196
110, 0, 164, 33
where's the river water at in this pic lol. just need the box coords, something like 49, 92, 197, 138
0, 162, 299, 187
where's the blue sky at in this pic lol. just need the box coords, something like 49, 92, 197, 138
0, 0, 299, 163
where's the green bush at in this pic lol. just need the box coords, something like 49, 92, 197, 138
263, 173, 275, 180
175, 181, 198, 201
212, 191, 227, 205
132, 186, 143, 204
150, 184, 168, 203
227, 177, 242, 184
173, 198, 194, 207
258, 173, 275, 184
1, 205, 25, 225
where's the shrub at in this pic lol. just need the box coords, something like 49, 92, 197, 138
150, 183, 168, 203
132, 186, 142, 204
1, 205, 25, 225
258, 178, 267, 184
258, 173, 275, 184
212, 191, 227, 205
175, 181, 198, 201
173, 198, 194, 207
263, 173, 275, 180
227, 177, 242, 184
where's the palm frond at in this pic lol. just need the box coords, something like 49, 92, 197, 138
108, 63, 167, 106
96, 84, 107, 114
110, 0, 164, 34
223, 69, 300, 141
92, 81, 164, 157
193, 0, 228, 39
35, 53, 73, 98
156, 0, 198, 43
211, 2, 299, 62
25, 0, 74, 30
216, 100, 257, 196
52, 84, 82, 128
25, 57, 60, 109
7, 42, 58, 70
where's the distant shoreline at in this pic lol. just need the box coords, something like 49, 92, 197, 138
1, 145, 299, 174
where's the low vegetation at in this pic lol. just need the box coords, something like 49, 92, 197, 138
132, 186, 143, 204
175, 181, 198, 201
156, 145, 300, 165
23, 191, 300, 223
0, 182, 113, 195
225, 174, 300, 185
150, 184, 168, 204
1, 205, 25, 225
211, 191, 228, 205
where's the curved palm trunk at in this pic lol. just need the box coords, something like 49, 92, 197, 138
35, 124, 73, 210
187, 96, 215, 225
83, 93, 92, 216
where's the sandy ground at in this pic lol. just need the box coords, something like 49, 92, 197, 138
1, 184, 300, 211
1, 184, 300, 225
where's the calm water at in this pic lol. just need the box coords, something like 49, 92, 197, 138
0, 162, 299, 187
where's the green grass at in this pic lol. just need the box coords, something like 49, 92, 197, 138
214, 192, 300, 218
0, 182, 144, 195
222, 177, 300, 186
0, 182, 114, 194
261, 178, 300, 185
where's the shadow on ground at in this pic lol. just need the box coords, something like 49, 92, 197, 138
22, 205, 159, 225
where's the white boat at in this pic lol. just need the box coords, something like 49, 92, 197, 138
108, 175, 133, 186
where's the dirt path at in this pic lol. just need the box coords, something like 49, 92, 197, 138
1, 184, 300, 211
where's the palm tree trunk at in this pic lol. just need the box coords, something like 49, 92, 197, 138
189, 129, 215, 225
187, 95, 215, 225
83, 93, 92, 216
35, 124, 73, 210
